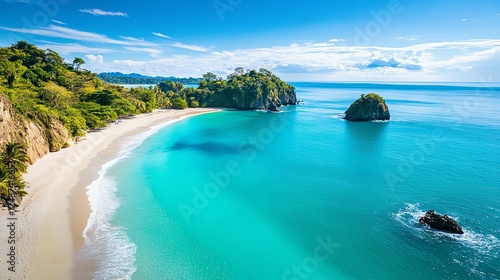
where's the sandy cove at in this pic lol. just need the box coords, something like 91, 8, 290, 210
0, 108, 217, 280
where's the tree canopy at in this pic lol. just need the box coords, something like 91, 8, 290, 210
73, 57, 85, 70
98, 72, 201, 85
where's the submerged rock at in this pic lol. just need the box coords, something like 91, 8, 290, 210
419, 210, 464, 234
344, 93, 390, 121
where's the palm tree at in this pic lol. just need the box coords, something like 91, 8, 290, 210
1, 142, 29, 173
0, 167, 27, 208
0, 143, 28, 207
165, 98, 172, 109
0, 166, 10, 197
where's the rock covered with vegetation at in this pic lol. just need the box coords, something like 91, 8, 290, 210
344, 93, 390, 121
196, 67, 297, 110
152, 68, 296, 110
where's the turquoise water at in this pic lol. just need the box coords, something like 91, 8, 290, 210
85, 83, 500, 279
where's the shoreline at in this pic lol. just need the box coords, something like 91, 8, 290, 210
0, 108, 218, 280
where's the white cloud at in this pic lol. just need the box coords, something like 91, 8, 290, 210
79, 8, 128, 17
119, 36, 156, 46
362, 50, 424, 70
424, 46, 500, 70
461, 18, 468, 21
85, 54, 104, 64
0, 25, 155, 46
401, 39, 500, 51
152, 32, 172, 39
51, 19, 66, 25
328, 38, 347, 43
171, 42, 208, 52
124, 47, 163, 57
80, 39, 500, 81
36, 41, 114, 55
394, 35, 419, 41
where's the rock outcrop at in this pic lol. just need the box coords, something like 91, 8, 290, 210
419, 210, 464, 234
344, 93, 390, 121
227, 89, 297, 111
0, 93, 70, 164
199, 69, 297, 111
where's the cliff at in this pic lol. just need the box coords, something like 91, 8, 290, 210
0, 93, 69, 164
219, 86, 297, 111
344, 93, 390, 121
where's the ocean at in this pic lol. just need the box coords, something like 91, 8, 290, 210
78, 82, 500, 279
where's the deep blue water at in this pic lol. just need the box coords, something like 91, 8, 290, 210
82, 82, 500, 279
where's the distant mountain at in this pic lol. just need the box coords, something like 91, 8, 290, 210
98, 72, 202, 85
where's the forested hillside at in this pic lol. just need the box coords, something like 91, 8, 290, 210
98, 72, 201, 85
0, 41, 171, 161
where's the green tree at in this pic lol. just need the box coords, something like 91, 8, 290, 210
235, 67, 246, 75
0, 142, 29, 206
0, 167, 26, 196
38, 82, 72, 109
74, 102, 117, 128
82, 89, 121, 106
111, 98, 137, 117
0, 165, 28, 204
73, 57, 85, 70
171, 97, 188, 109
0, 60, 26, 88
0, 166, 10, 197
202, 72, 219, 82
164, 98, 172, 109
62, 107, 88, 138
1, 142, 29, 173
188, 97, 199, 108
129, 87, 157, 112
158, 81, 184, 94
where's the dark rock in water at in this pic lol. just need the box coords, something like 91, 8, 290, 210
419, 210, 464, 234
344, 93, 390, 121
269, 102, 279, 112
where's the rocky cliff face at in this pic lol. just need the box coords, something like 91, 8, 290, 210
219, 89, 297, 111
0, 93, 70, 164
251, 93, 297, 111
344, 93, 390, 121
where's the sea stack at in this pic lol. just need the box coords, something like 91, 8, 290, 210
418, 210, 464, 234
344, 93, 390, 121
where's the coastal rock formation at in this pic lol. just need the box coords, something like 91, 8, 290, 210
0, 93, 70, 164
419, 210, 464, 234
226, 86, 296, 111
344, 93, 390, 121
198, 69, 297, 111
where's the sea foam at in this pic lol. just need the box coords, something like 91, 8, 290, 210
393, 203, 500, 257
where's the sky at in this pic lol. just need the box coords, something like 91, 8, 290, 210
0, 0, 499, 82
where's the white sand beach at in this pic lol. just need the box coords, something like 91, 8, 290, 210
0, 108, 217, 280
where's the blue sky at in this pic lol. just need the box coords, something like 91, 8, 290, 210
0, 0, 499, 81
